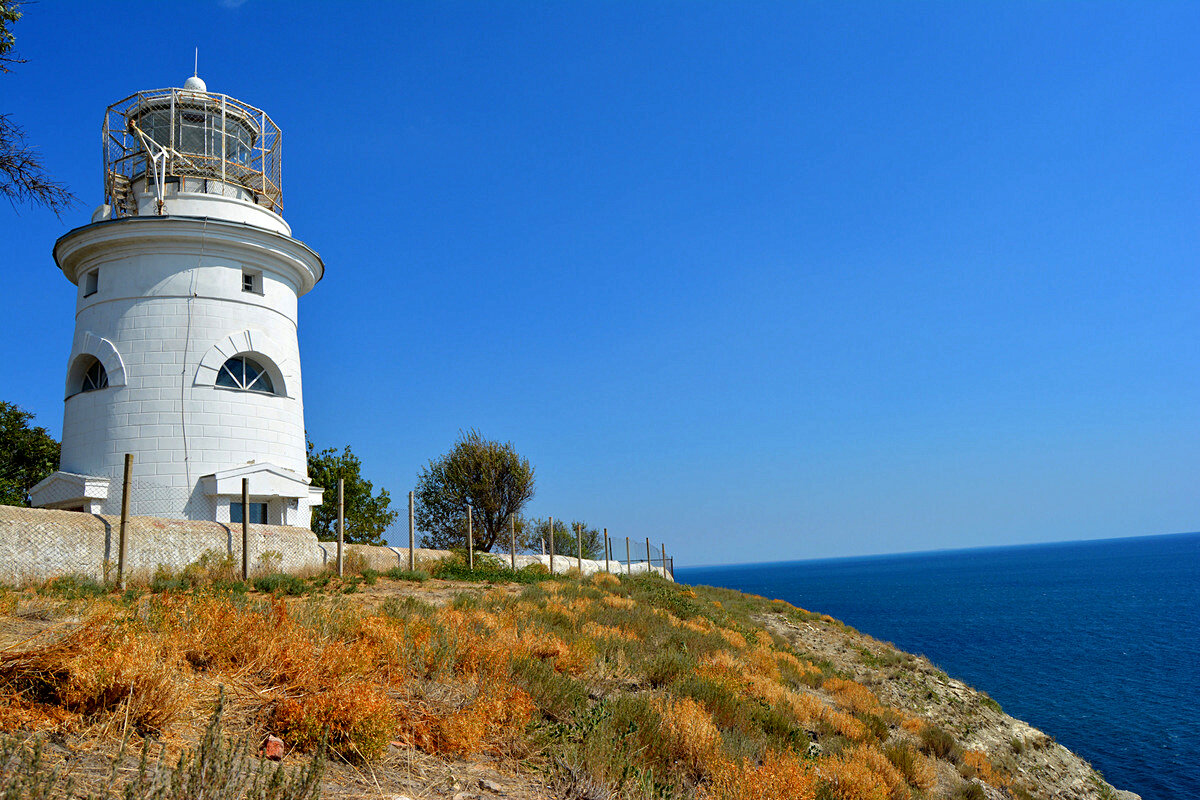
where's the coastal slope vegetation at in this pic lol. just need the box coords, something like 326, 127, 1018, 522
0, 554, 1133, 800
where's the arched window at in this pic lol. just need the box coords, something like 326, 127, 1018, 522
216, 356, 276, 394
80, 358, 108, 393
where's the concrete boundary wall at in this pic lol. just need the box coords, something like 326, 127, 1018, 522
344, 542, 671, 580
0, 505, 325, 584
0, 505, 671, 583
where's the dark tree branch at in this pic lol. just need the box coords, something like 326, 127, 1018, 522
0, 114, 76, 215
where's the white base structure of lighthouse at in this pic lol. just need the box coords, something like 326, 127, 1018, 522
30, 75, 325, 527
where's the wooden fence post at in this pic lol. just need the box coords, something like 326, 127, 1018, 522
336, 478, 344, 578
118, 453, 133, 590
408, 491, 415, 571
548, 516, 555, 575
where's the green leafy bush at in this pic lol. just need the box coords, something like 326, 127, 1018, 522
252, 573, 308, 596
39, 574, 106, 599
919, 723, 963, 763
383, 567, 429, 582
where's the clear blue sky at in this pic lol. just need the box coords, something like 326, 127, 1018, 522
3, 2, 1198, 566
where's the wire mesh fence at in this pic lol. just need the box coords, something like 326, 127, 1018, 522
28, 464, 676, 585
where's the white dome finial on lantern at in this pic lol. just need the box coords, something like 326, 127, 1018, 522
184, 48, 205, 92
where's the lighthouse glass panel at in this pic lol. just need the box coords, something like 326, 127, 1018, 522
216, 356, 275, 394
80, 359, 108, 393
135, 106, 256, 175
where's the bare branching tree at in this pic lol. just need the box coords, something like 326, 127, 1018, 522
1, 2, 76, 215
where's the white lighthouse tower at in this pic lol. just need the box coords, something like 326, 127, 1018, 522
30, 74, 325, 527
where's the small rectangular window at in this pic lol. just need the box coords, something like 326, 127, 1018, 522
231, 501, 268, 524
242, 269, 261, 294
84, 269, 99, 297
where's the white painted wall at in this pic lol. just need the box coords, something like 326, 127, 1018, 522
51, 186, 324, 523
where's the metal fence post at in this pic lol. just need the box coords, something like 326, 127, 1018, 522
240, 474, 249, 582
577, 523, 583, 572
604, 528, 609, 573
336, 478, 344, 578
626, 536, 631, 575
548, 516, 555, 575
408, 490, 415, 571
510, 514, 516, 571
646, 537, 652, 574
662, 542, 667, 574
118, 453, 133, 590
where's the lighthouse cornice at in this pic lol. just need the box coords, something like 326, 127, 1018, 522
54, 216, 325, 296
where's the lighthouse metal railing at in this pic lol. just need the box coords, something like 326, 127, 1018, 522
102, 88, 283, 216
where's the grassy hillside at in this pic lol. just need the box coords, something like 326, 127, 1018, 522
0, 555, 1129, 800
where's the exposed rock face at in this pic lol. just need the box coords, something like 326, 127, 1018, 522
759, 612, 1140, 800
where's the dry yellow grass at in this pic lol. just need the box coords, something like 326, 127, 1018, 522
0, 570, 1022, 800
652, 696, 722, 779
704, 749, 817, 800
963, 749, 1008, 787
581, 620, 640, 642
822, 677, 881, 714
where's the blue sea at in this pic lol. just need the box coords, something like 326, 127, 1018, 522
676, 532, 1200, 800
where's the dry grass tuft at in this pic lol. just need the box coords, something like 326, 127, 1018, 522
705, 749, 817, 800
822, 677, 881, 714
0, 605, 187, 732
652, 696, 722, 779
962, 749, 1008, 787
590, 572, 621, 590
885, 742, 937, 790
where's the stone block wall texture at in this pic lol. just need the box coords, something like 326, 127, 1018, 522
0, 505, 672, 584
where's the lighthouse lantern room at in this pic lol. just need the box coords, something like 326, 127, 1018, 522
30, 74, 326, 527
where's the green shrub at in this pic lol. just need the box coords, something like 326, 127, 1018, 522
956, 783, 986, 800
643, 647, 695, 688
674, 675, 752, 733
429, 552, 554, 584
564, 695, 675, 792
512, 656, 588, 721
979, 693, 1003, 712
885, 742, 930, 787
360, 568, 379, 586
150, 565, 190, 593
379, 595, 435, 620
449, 592, 480, 610
626, 574, 705, 619
253, 573, 308, 596
919, 723, 963, 763
39, 573, 107, 599
855, 711, 890, 742
751, 701, 806, 748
